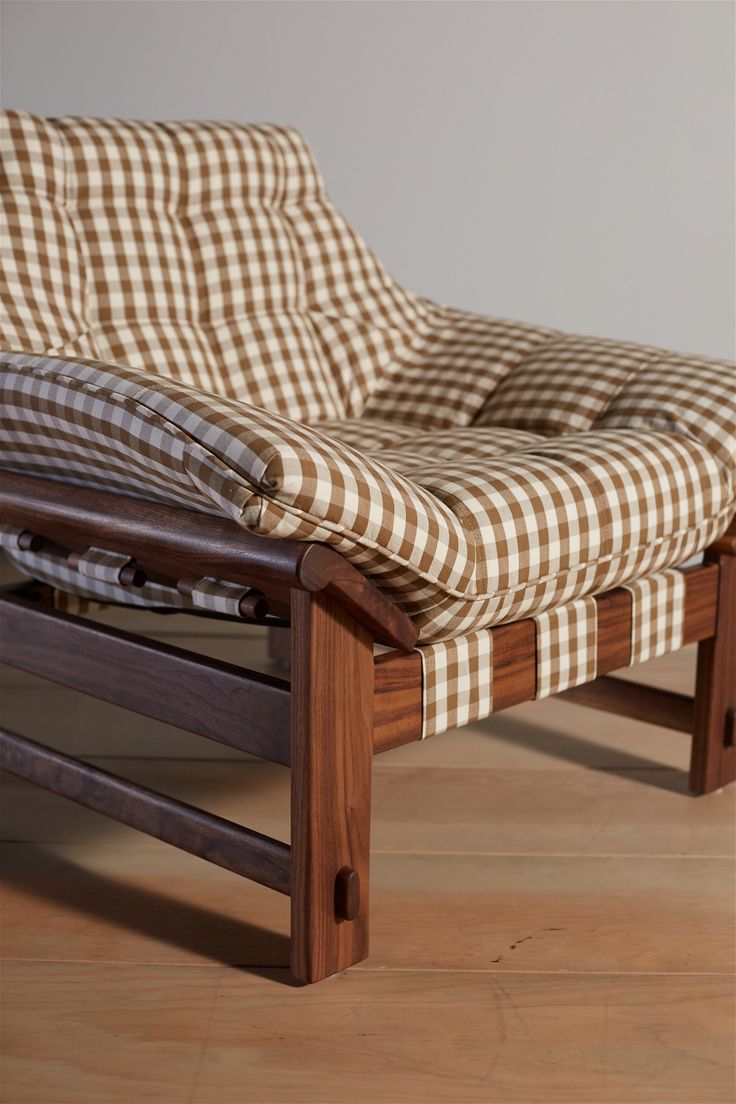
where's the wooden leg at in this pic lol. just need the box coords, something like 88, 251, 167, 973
690, 554, 736, 794
267, 625, 291, 672
289, 590, 374, 983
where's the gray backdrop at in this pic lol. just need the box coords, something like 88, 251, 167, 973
2, 0, 734, 358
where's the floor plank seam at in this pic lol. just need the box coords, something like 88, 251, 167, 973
3, 959, 734, 978
3, 841, 732, 859
4, 756, 698, 771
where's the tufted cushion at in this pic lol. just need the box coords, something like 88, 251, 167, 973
1, 112, 563, 427
1, 111, 421, 420
1, 112, 734, 644
1, 348, 732, 641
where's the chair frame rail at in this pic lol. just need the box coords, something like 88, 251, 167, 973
1, 473, 734, 983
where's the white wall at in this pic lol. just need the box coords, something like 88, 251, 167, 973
2, 0, 734, 358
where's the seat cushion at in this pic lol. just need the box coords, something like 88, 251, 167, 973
2, 348, 732, 642
1, 112, 734, 644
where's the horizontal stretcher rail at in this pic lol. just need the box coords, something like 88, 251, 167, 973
559, 676, 694, 733
0, 590, 292, 765
0, 728, 292, 895
0, 472, 417, 650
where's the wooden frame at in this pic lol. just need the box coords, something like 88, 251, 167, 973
1, 473, 734, 983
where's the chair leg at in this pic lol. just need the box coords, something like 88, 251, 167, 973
690, 553, 736, 794
289, 589, 374, 983
267, 625, 291, 671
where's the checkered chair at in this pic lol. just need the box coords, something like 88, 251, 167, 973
2, 112, 734, 983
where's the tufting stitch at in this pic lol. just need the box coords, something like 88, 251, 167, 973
1, 111, 734, 661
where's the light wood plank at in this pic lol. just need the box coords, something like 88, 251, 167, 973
1, 963, 732, 1104
3, 759, 732, 856
1, 843, 733, 974
368, 764, 736, 857
385, 700, 696, 771
2, 600, 733, 1104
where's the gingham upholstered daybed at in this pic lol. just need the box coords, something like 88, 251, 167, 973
1, 112, 734, 983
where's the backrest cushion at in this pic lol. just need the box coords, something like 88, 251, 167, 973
2, 111, 733, 463
0, 111, 427, 421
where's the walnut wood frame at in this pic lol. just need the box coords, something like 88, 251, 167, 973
1, 473, 734, 983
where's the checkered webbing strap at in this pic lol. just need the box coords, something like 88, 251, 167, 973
1, 543, 264, 620
73, 547, 135, 585
622, 571, 686, 664
417, 570, 689, 738
0, 524, 27, 551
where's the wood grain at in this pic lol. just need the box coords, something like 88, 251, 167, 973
4, 758, 732, 857
290, 590, 374, 982
691, 552, 736, 793
0, 471, 416, 649
593, 588, 633, 672
2, 627, 733, 1103
371, 562, 721, 755
560, 676, 694, 732
2, 963, 733, 1103
682, 561, 720, 641
0, 591, 291, 764
489, 619, 537, 711
373, 650, 423, 752
2, 844, 732, 974
0, 730, 291, 894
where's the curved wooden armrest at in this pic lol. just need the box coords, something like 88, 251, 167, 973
0, 471, 417, 650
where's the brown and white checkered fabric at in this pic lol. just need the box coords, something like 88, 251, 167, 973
74, 547, 134, 585
533, 596, 598, 699
4, 543, 189, 610
4, 537, 257, 619
189, 578, 252, 617
2, 350, 732, 641
415, 569, 687, 738
0, 523, 26, 551
622, 569, 686, 665
595, 358, 735, 477
419, 628, 494, 738
0, 111, 513, 425
476, 336, 660, 435
2, 111, 735, 652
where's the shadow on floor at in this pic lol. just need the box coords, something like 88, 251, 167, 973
478, 712, 693, 795
2, 842, 299, 986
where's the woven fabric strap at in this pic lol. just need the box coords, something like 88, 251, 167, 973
3, 546, 187, 610
622, 569, 686, 664
0, 523, 26, 550
74, 547, 134, 585
416, 569, 689, 739
189, 578, 253, 617
533, 596, 599, 699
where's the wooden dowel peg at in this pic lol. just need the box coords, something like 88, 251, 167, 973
239, 592, 269, 620
16, 530, 44, 552
118, 562, 146, 588
334, 867, 361, 922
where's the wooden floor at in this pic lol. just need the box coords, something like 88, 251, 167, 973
1, 603, 734, 1103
